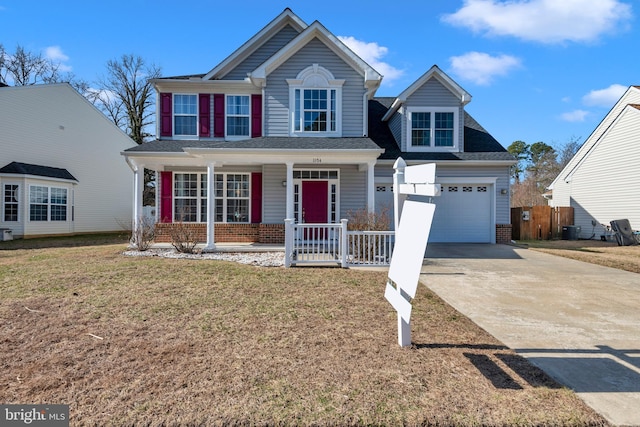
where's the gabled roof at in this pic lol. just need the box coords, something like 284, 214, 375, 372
381, 65, 471, 121
550, 85, 640, 188
249, 20, 382, 91
369, 98, 514, 163
203, 8, 308, 81
0, 161, 78, 181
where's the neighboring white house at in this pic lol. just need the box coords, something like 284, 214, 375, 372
0, 83, 136, 238
548, 85, 640, 237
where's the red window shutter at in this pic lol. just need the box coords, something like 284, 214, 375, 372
251, 94, 262, 138
213, 94, 225, 137
160, 171, 173, 223
160, 93, 172, 137
251, 172, 262, 224
199, 94, 211, 137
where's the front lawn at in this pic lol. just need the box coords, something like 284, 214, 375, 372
0, 239, 607, 425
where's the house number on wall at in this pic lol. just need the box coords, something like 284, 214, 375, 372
312, 158, 322, 163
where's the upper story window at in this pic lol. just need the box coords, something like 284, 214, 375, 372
174, 94, 198, 136
407, 107, 459, 151
288, 64, 344, 137
226, 95, 250, 137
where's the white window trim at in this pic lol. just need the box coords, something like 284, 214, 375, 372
215, 173, 251, 223
287, 64, 344, 137
173, 93, 199, 140
173, 172, 207, 223
28, 185, 69, 222
406, 106, 459, 152
225, 94, 251, 140
292, 169, 340, 224
2, 183, 20, 223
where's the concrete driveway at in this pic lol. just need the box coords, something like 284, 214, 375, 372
421, 243, 640, 427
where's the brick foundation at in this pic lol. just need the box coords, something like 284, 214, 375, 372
154, 223, 285, 244
496, 224, 512, 244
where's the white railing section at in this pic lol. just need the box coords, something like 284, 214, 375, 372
347, 230, 395, 266
284, 218, 394, 268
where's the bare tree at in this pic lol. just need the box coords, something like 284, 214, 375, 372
0, 44, 87, 90
95, 54, 161, 144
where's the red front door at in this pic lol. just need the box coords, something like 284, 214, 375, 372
302, 181, 328, 223
302, 181, 328, 240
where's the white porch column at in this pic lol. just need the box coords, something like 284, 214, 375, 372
285, 162, 294, 220
133, 163, 144, 234
367, 160, 376, 213
204, 162, 216, 251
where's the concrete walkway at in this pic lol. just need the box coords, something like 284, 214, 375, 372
421, 243, 640, 427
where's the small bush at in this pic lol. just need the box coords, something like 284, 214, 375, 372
346, 205, 392, 231
168, 221, 199, 254
130, 216, 156, 251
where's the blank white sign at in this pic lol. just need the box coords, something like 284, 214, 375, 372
387, 200, 436, 299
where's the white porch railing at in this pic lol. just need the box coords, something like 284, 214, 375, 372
284, 219, 395, 268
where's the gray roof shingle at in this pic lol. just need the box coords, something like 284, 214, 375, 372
0, 162, 78, 181
125, 98, 514, 163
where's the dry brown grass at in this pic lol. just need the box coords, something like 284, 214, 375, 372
519, 239, 640, 274
0, 237, 608, 426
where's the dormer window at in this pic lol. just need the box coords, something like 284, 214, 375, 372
407, 107, 459, 151
288, 64, 344, 137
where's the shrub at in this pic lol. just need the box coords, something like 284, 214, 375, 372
168, 221, 199, 254
130, 216, 156, 251
346, 205, 392, 231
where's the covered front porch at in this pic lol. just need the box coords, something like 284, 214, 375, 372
123, 138, 384, 251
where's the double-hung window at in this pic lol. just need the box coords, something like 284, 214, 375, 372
29, 185, 67, 221
173, 173, 207, 222
226, 95, 250, 137
288, 64, 343, 137
3, 184, 18, 222
215, 173, 249, 223
174, 94, 197, 136
294, 89, 337, 133
407, 107, 458, 151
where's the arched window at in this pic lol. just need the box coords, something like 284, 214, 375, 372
287, 64, 344, 136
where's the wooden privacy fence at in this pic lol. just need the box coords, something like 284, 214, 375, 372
511, 206, 574, 240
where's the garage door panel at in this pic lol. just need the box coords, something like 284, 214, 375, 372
430, 184, 492, 243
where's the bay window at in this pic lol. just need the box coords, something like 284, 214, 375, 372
29, 185, 67, 221
3, 184, 18, 222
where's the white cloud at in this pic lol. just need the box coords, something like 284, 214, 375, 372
560, 109, 590, 122
582, 84, 627, 106
442, 0, 632, 44
449, 51, 521, 85
45, 45, 72, 72
338, 36, 404, 83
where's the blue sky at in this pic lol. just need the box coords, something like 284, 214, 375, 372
1, 0, 636, 150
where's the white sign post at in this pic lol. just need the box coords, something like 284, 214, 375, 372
385, 158, 440, 347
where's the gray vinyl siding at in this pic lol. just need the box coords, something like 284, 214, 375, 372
262, 164, 287, 223
339, 165, 367, 217
400, 79, 464, 152
567, 107, 640, 236
388, 112, 402, 147
222, 25, 301, 80
264, 38, 366, 137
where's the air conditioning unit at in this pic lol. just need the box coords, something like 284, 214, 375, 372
0, 229, 13, 241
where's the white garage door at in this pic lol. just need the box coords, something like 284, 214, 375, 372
429, 184, 492, 243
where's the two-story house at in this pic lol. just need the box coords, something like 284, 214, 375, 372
122, 8, 515, 249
